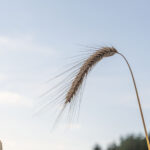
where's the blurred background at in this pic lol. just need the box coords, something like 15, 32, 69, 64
0, 0, 150, 150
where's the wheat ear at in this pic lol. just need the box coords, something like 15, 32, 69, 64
65, 46, 118, 103
64, 47, 150, 150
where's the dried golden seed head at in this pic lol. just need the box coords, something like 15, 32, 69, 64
65, 47, 118, 104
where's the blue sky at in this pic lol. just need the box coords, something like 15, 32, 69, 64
0, 0, 150, 150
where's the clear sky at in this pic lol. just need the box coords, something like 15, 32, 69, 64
0, 0, 150, 150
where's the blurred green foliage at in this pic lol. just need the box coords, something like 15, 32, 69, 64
93, 144, 102, 150
94, 134, 149, 150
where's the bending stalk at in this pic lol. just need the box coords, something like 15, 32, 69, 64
118, 52, 150, 150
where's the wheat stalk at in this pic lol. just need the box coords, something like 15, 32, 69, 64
117, 52, 150, 150
43, 46, 150, 149
62, 47, 150, 150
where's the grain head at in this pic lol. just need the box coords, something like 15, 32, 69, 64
65, 46, 118, 104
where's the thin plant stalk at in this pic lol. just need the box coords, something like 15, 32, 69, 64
118, 52, 150, 150
44, 47, 150, 149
